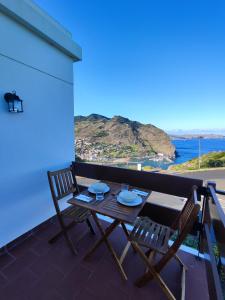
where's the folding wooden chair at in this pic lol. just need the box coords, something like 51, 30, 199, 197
128, 186, 200, 300
47, 166, 95, 255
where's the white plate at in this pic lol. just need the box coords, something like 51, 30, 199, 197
88, 183, 110, 194
117, 195, 142, 207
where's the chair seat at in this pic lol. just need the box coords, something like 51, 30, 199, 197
130, 217, 175, 254
62, 205, 91, 222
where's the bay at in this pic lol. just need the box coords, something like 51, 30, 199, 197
127, 138, 225, 170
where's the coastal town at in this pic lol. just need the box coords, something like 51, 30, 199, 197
75, 138, 173, 163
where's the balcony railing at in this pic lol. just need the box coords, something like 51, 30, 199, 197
200, 182, 225, 300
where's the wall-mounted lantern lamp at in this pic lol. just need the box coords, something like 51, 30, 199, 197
4, 91, 23, 113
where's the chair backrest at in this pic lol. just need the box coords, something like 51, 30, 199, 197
178, 192, 198, 235
170, 186, 200, 256
47, 166, 79, 203
155, 186, 200, 272
171, 185, 199, 234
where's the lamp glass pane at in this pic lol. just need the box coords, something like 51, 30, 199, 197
14, 100, 19, 112
8, 101, 14, 112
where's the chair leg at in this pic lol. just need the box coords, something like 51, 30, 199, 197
48, 221, 77, 244
145, 250, 155, 273
55, 216, 78, 255
148, 250, 155, 261
132, 242, 176, 300
121, 223, 136, 252
174, 254, 187, 300
65, 233, 78, 255
120, 241, 131, 264
181, 263, 186, 300
145, 249, 152, 257
86, 218, 95, 235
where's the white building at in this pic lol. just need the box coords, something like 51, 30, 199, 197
0, 0, 81, 247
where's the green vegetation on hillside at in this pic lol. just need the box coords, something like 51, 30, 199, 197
94, 130, 109, 138
142, 166, 154, 171
102, 144, 146, 158
169, 151, 225, 171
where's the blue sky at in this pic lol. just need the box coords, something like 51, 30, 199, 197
35, 0, 225, 132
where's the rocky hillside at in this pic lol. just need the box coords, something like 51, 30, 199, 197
75, 114, 175, 162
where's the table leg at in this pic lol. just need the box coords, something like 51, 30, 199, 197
121, 223, 136, 252
84, 214, 119, 259
84, 212, 128, 280
119, 241, 131, 264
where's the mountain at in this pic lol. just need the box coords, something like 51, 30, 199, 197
74, 114, 175, 162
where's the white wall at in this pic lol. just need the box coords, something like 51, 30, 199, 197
0, 3, 80, 246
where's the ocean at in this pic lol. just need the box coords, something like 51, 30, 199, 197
136, 138, 225, 170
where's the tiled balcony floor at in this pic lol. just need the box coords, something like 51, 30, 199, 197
0, 217, 209, 300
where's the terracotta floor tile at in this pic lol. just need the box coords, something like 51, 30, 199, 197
0, 219, 210, 300
74, 288, 101, 300
0, 252, 15, 270
28, 265, 65, 300
2, 250, 38, 280
0, 269, 37, 300
56, 264, 92, 299
0, 272, 8, 289
10, 235, 39, 258
3, 269, 38, 295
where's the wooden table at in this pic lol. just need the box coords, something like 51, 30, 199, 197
68, 182, 150, 280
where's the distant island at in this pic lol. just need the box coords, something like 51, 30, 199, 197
75, 114, 175, 163
170, 134, 225, 140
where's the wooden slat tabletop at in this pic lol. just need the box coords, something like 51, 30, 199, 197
68, 181, 151, 224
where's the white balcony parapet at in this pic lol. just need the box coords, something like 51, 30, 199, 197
0, 0, 82, 61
